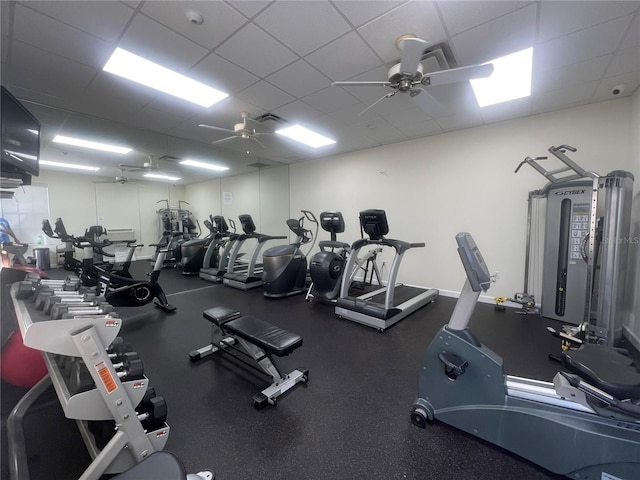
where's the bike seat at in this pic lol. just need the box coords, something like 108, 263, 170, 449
562, 343, 640, 400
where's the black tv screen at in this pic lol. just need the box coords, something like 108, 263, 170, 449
1, 86, 40, 176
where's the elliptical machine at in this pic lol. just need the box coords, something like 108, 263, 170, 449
180, 216, 216, 276
411, 232, 640, 478
305, 211, 350, 303
262, 210, 318, 298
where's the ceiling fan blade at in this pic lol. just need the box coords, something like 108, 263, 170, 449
411, 88, 443, 114
425, 63, 494, 87
252, 137, 266, 149
358, 91, 396, 116
211, 136, 238, 145
332, 81, 392, 87
199, 124, 235, 134
400, 37, 428, 77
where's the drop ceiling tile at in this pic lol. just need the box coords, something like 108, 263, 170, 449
437, 1, 530, 36
324, 102, 381, 126
383, 103, 439, 129
141, 1, 247, 50
354, 118, 404, 143
452, 3, 537, 65
538, 1, 639, 43
190, 52, 260, 95
236, 80, 296, 112
479, 97, 532, 124
357, 1, 446, 63
434, 111, 483, 132
21, 1, 132, 43
1, 2, 11, 34
620, 12, 639, 49
272, 100, 324, 125
119, 12, 208, 71
606, 47, 640, 77
8, 40, 97, 97
302, 86, 360, 114
531, 81, 598, 114
305, 32, 380, 81
265, 60, 332, 98
591, 72, 640, 102
254, 2, 351, 56
399, 118, 443, 139
79, 73, 156, 123
534, 15, 634, 72
13, 5, 114, 68
226, 1, 271, 19
215, 23, 298, 78
332, 1, 403, 28
532, 55, 611, 94
129, 106, 191, 133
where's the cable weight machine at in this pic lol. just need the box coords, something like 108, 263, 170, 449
514, 144, 634, 346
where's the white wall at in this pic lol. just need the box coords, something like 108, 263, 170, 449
290, 98, 634, 302
624, 89, 640, 348
35, 169, 184, 258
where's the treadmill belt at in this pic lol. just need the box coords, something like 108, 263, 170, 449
367, 285, 427, 307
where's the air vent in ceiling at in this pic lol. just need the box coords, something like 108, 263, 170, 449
253, 113, 285, 124
421, 42, 458, 73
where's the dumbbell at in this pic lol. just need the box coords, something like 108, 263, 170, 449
59, 344, 137, 378
87, 387, 168, 449
51, 302, 114, 319
16, 277, 80, 299
33, 287, 93, 310
137, 388, 168, 431
68, 357, 144, 395
42, 293, 105, 315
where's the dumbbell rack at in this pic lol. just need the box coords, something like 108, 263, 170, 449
7, 283, 170, 480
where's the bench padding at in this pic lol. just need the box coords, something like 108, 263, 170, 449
225, 315, 302, 357
203, 306, 241, 325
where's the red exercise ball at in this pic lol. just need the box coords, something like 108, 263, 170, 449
1, 330, 47, 388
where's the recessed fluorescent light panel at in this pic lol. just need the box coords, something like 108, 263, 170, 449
275, 125, 336, 148
53, 135, 132, 154
103, 48, 229, 108
180, 159, 229, 172
40, 160, 100, 172
470, 47, 533, 107
144, 173, 181, 181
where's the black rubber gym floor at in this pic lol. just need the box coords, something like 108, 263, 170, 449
2, 261, 596, 480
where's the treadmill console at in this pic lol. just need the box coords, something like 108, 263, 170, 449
359, 209, 389, 240
455, 232, 492, 293
238, 214, 256, 234
214, 215, 229, 233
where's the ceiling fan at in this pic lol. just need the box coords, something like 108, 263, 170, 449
119, 155, 163, 172
332, 35, 494, 115
199, 112, 274, 148
93, 169, 139, 185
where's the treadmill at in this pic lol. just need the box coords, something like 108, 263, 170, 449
335, 209, 438, 331
223, 214, 286, 290
199, 216, 238, 283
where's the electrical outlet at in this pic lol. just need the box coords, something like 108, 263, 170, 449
493, 271, 500, 280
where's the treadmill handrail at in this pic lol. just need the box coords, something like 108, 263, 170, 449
351, 237, 424, 255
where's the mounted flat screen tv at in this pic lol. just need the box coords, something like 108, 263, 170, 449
1, 86, 40, 176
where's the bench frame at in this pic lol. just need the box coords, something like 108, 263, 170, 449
189, 308, 308, 408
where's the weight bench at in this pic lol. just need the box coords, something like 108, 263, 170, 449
189, 306, 308, 408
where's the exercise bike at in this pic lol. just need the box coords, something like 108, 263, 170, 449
42, 218, 176, 312
411, 232, 640, 478
262, 210, 318, 298
305, 211, 351, 303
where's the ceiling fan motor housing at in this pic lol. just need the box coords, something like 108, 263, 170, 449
388, 62, 424, 85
